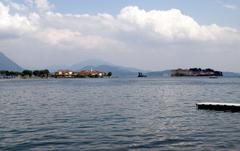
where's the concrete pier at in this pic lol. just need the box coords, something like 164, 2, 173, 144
196, 102, 240, 112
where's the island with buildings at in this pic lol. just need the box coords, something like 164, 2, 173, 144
55, 69, 112, 78
0, 67, 227, 79
171, 68, 223, 77
0, 69, 112, 79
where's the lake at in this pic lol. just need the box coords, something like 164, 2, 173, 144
0, 78, 240, 151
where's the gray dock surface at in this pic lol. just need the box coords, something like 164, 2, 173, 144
196, 102, 240, 112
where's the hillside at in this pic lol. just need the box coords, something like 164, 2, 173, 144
223, 72, 240, 77
70, 59, 145, 76
0, 52, 23, 71
146, 70, 171, 77
80, 65, 138, 76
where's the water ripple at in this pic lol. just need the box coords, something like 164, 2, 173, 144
0, 78, 240, 150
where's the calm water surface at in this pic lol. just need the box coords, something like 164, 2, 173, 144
0, 78, 240, 151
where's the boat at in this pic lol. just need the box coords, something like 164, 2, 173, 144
138, 72, 147, 78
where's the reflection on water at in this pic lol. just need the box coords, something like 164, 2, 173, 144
0, 78, 240, 150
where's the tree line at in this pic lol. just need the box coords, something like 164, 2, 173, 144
0, 69, 50, 78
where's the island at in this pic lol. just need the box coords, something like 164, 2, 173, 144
55, 69, 112, 78
0, 69, 112, 79
171, 68, 223, 77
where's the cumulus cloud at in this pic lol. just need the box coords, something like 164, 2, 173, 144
34, 28, 122, 51
118, 6, 239, 42
0, 2, 35, 39
8, 1, 28, 12
0, 1, 239, 71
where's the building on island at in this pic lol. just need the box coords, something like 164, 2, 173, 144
55, 69, 107, 78
78, 69, 106, 78
55, 70, 77, 78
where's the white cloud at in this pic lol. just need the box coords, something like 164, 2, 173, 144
0, 2, 239, 71
223, 4, 238, 10
9, 1, 28, 12
117, 6, 239, 42
23, 0, 54, 12
217, 0, 238, 10
34, 28, 122, 50
34, 0, 54, 12
0, 2, 36, 39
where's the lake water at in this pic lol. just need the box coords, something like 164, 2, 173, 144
0, 78, 240, 151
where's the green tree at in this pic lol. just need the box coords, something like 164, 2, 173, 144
0, 70, 6, 75
41, 69, 50, 77
33, 69, 50, 78
22, 70, 33, 77
107, 72, 112, 77
43, 69, 50, 76
33, 70, 40, 77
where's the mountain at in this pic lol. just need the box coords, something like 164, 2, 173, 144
223, 72, 240, 77
81, 65, 139, 76
70, 59, 147, 76
49, 58, 240, 77
48, 65, 71, 72
71, 59, 113, 71
146, 70, 171, 77
48, 59, 145, 76
0, 52, 23, 71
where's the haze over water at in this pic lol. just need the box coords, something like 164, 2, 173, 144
1, 78, 240, 151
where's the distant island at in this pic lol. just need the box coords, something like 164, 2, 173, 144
1, 52, 240, 78
55, 69, 112, 78
171, 68, 223, 77
0, 69, 112, 79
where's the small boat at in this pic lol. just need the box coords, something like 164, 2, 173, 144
138, 72, 147, 78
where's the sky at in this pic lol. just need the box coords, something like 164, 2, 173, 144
0, 0, 240, 71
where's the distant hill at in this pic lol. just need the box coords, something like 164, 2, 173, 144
0, 52, 23, 71
48, 59, 145, 76
48, 59, 240, 77
223, 72, 240, 77
70, 59, 146, 76
146, 70, 171, 77
81, 65, 139, 76
48, 65, 70, 72
71, 59, 113, 71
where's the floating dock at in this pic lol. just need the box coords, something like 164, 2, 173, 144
196, 102, 240, 112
